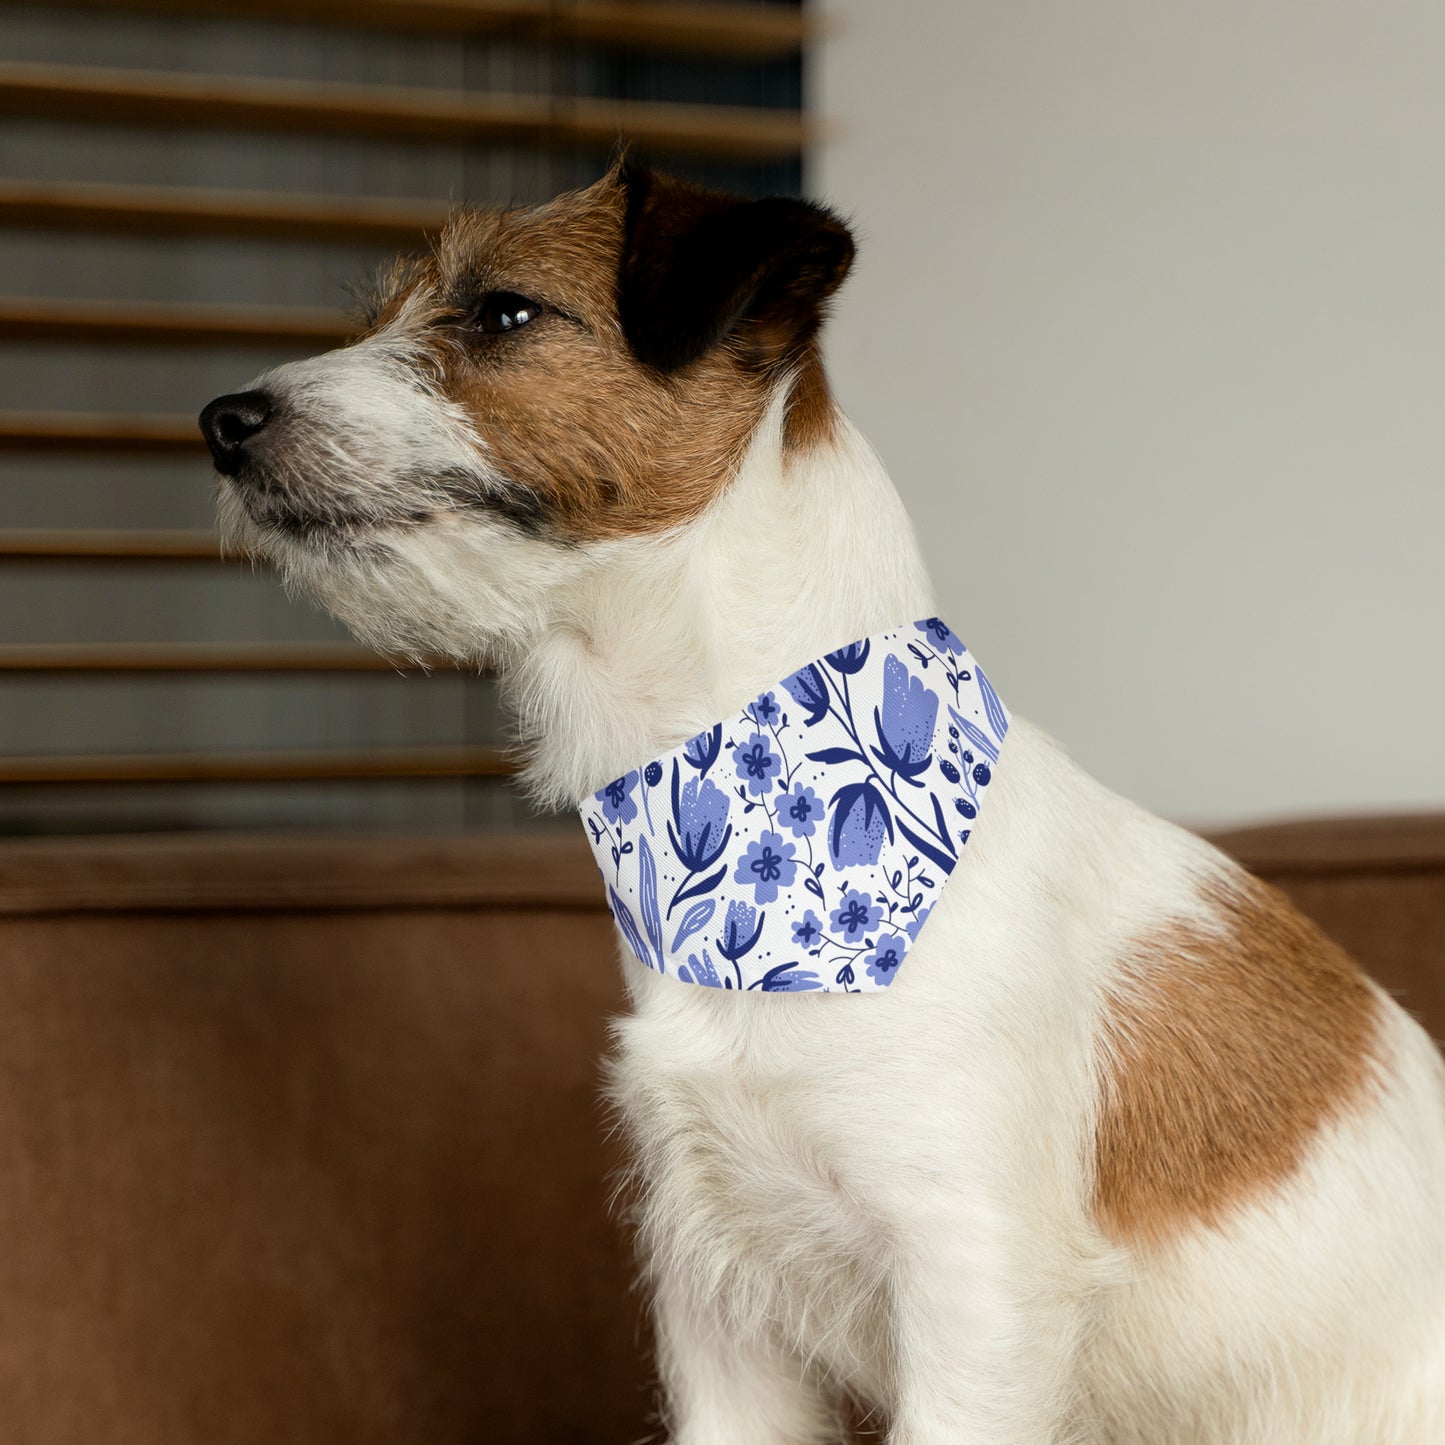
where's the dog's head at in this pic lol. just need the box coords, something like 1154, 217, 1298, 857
200, 163, 854, 662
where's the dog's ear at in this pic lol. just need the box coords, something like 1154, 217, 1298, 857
617, 162, 855, 374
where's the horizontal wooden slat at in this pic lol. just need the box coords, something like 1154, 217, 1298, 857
0, 643, 421, 672
0, 179, 449, 245
0, 296, 353, 348
0, 744, 512, 783
0, 529, 227, 561
0, 412, 202, 452
0, 0, 809, 58
0, 62, 811, 161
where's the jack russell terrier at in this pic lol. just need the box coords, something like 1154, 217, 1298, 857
200, 162, 1445, 1444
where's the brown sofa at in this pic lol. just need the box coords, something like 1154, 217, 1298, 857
0, 818, 1440, 1443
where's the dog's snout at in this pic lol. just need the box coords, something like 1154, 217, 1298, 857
199, 390, 273, 475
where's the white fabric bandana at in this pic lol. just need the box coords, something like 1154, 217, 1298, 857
581, 620, 1009, 993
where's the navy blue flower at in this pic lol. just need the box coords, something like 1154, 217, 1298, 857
871, 653, 938, 780
644, 760, 663, 788
864, 934, 907, 986
781, 782, 823, 838
830, 888, 881, 943
792, 910, 824, 947
668, 763, 732, 872
828, 780, 892, 867
748, 691, 780, 726
783, 663, 829, 725
734, 831, 798, 904
973, 762, 992, 786
601, 771, 639, 825
718, 899, 765, 962
683, 724, 722, 775
915, 618, 965, 655
825, 638, 871, 675
732, 733, 780, 795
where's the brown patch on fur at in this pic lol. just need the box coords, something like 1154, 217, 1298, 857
1093, 872, 1381, 1247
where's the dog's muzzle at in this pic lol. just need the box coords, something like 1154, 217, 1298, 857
199, 390, 273, 476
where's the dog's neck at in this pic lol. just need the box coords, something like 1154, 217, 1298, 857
502, 392, 937, 809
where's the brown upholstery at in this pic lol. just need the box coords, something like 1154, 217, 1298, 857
0, 818, 1441, 1442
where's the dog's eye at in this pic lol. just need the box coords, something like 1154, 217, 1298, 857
472, 291, 543, 334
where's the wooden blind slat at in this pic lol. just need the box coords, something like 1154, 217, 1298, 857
0, 0, 810, 58
0, 410, 203, 447
0, 643, 424, 672
0, 744, 513, 783
0, 180, 448, 245
0, 529, 227, 561
0, 412, 202, 452
0, 297, 353, 348
0, 62, 812, 161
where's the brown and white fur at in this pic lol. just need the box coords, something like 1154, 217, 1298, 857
201, 164, 1445, 1444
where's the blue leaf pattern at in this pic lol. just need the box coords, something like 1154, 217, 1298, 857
585, 621, 1007, 994
637, 835, 663, 969
671, 898, 716, 952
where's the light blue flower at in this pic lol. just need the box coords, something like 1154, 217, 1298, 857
734, 831, 797, 904
781, 782, 822, 837
748, 691, 780, 726
830, 888, 881, 943
668, 766, 731, 872
871, 653, 938, 780
827, 780, 892, 867
915, 617, 965, 655
678, 948, 723, 988
791, 910, 824, 947
718, 899, 765, 962
601, 771, 639, 824
864, 934, 907, 986
732, 733, 780, 795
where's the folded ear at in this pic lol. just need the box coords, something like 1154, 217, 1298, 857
617, 162, 855, 374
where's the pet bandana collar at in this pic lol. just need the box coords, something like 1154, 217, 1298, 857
581, 620, 1009, 994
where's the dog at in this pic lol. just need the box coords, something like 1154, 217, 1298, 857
200, 162, 1445, 1443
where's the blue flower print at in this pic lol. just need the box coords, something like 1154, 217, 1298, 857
678, 948, 723, 988
792, 910, 824, 947
865, 934, 907, 986
668, 766, 732, 873
644, 760, 663, 788
781, 783, 823, 838
828, 779, 892, 867
683, 724, 722, 775
601, 771, 639, 824
718, 899, 765, 962
826, 638, 871, 675
915, 618, 965, 655
872, 654, 939, 780
733, 733, 781, 795
734, 831, 798, 905
783, 663, 829, 725
831, 888, 881, 943
748, 691, 780, 727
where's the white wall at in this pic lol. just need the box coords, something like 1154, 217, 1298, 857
813, 1, 1445, 827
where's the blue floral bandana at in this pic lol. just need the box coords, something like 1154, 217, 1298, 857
581, 620, 1009, 994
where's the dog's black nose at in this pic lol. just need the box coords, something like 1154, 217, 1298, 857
199, 390, 272, 475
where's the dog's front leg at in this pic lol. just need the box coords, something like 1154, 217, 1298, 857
883, 1216, 1093, 1445
653, 1274, 844, 1445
